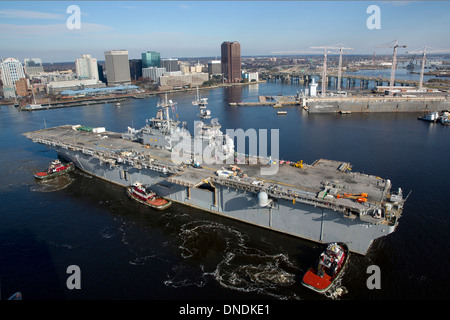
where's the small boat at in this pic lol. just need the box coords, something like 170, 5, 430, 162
301, 242, 349, 295
418, 111, 439, 122
34, 159, 74, 180
127, 182, 171, 210
24, 104, 43, 110
192, 87, 208, 109
439, 116, 450, 125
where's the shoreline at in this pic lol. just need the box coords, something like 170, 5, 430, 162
2, 80, 267, 109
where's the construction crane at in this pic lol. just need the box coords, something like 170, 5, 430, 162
376, 40, 407, 95
335, 44, 354, 91
311, 44, 354, 96
406, 46, 450, 90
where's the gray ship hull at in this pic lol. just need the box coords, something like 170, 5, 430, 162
56, 146, 395, 255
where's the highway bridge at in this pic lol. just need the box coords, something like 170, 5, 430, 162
261, 72, 418, 88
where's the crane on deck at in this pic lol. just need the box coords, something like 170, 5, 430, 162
336, 193, 368, 203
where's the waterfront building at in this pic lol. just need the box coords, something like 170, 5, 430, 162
60, 85, 139, 98
28, 70, 77, 85
164, 71, 182, 77
159, 72, 209, 90
104, 50, 131, 86
0, 58, 26, 98
24, 58, 44, 76
179, 61, 190, 74
76, 54, 99, 81
221, 41, 241, 83
142, 67, 166, 82
242, 71, 259, 82
142, 51, 161, 68
129, 59, 143, 80
189, 62, 203, 74
97, 64, 106, 83
15, 78, 31, 97
208, 60, 221, 76
46, 79, 106, 95
161, 58, 180, 72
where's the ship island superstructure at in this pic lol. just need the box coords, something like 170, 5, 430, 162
24, 94, 405, 255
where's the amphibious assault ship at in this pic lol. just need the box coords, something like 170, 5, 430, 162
24, 93, 405, 255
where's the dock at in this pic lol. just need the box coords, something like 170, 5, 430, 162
231, 95, 301, 107
20, 98, 126, 111
305, 95, 450, 113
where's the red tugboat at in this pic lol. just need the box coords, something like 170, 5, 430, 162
302, 242, 349, 295
34, 159, 74, 180
127, 182, 172, 210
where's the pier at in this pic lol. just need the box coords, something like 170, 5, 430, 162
304, 95, 450, 113
230, 95, 301, 107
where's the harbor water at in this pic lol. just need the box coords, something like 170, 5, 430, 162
1, 80, 450, 302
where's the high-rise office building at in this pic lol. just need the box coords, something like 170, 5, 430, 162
208, 60, 221, 76
76, 54, 99, 80
1, 58, 26, 98
24, 58, 44, 76
221, 41, 241, 83
97, 64, 106, 83
161, 58, 179, 72
142, 67, 166, 83
129, 59, 143, 80
142, 51, 160, 68
104, 50, 131, 86
15, 78, 30, 97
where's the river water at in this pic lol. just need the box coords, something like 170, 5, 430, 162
1, 77, 449, 304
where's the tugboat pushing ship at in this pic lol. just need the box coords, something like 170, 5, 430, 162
34, 159, 74, 180
302, 242, 349, 295
24, 92, 406, 255
127, 181, 172, 210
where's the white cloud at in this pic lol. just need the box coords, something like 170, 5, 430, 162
0, 23, 113, 37
0, 9, 65, 20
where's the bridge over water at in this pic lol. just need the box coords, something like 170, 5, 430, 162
262, 72, 418, 89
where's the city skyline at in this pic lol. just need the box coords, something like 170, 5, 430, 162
1, 1, 450, 62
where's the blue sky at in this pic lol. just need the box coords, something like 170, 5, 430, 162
1, 1, 449, 62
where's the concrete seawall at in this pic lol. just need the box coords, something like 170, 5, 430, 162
305, 96, 450, 113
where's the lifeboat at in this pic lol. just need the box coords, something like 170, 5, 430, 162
34, 159, 74, 180
126, 182, 171, 210
301, 242, 349, 294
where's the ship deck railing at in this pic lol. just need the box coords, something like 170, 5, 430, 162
26, 129, 398, 226
212, 175, 367, 216
27, 134, 184, 174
